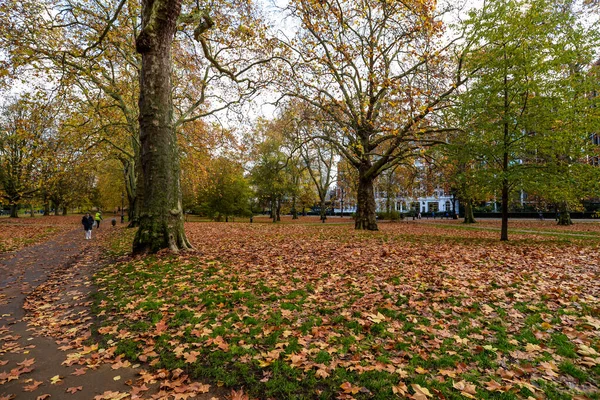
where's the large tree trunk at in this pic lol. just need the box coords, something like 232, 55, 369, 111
133, 0, 191, 254
463, 199, 476, 224
10, 203, 18, 218
319, 196, 326, 223
557, 201, 572, 226
62, 206, 68, 216
355, 170, 378, 230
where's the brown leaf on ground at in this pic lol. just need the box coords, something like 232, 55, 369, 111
23, 380, 43, 392
227, 388, 249, 400
17, 358, 35, 367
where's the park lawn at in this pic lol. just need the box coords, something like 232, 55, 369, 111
0, 216, 75, 253
94, 221, 600, 399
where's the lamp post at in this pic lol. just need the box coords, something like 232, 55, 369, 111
121, 192, 125, 223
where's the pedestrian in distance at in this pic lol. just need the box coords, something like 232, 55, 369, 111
95, 211, 103, 229
82, 213, 94, 240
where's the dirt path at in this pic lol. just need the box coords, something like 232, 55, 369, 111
0, 227, 223, 400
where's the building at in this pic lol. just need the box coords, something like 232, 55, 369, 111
332, 186, 459, 216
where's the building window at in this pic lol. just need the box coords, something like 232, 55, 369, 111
428, 202, 439, 212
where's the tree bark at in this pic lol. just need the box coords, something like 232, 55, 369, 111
463, 200, 476, 224
355, 168, 378, 230
501, 57, 509, 242
500, 178, 509, 241
291, 196, 298, 219
62, 206, 68, 216
10, 204, 18, 218
133, 0, 191, 254
271, 199, 276, 222
276, 198, 281, 222
121, 157, 140, 227
557, 201, 572, 226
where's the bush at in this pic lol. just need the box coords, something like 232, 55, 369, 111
376, 211, 401, 221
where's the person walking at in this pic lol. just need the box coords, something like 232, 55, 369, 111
95, 211, 103, 229
82, 213, 94, 240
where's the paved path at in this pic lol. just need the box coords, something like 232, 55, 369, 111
0, 228, 140, 399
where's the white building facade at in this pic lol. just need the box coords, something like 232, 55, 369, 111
375, 188, 459, 215
334, 188, 459, 215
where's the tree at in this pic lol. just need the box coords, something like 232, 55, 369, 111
0, 96, 53, 217
291, 108, 338, 222
132, 0, 191, 252
300, 137, 336, 222
250, 119, 294, 223
458, 0, 599, 240
132, 0, 276, 252
442, 110, 494, 224
197, 157, 251, 221
277, 0, 470, 230
0, 0, 144, 223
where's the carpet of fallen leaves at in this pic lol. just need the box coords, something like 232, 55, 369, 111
88, 220, 600, 399
0, 217, 75, 253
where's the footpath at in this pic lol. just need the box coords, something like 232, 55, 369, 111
0, 227, 223, 400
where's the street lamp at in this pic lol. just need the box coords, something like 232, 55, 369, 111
121, 192, 125, 223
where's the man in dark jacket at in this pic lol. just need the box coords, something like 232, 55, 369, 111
82, 213, 94, 239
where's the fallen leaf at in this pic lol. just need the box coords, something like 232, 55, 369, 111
411, 383, 432, 398
66, 386, 82, 394
23, 380, 43, 392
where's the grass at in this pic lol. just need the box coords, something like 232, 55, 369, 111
92, 220, 600, 399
